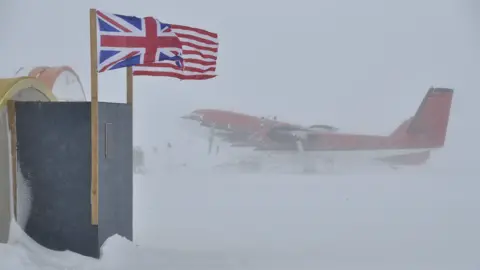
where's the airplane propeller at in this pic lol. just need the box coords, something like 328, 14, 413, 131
208, 124, 215, 155
293, 134, 305, 152
291, 132, 317, 173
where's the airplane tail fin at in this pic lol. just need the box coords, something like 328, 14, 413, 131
390, 87, 454, 148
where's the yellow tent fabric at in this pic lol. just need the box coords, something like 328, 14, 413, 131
0, 76, 56, 243
0, 77, 56, 107
0, 76, 58, 243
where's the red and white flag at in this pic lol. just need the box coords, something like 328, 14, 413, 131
132, 24, 218, 80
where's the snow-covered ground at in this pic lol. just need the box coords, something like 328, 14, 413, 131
2, 0, 479, 268
1, 164, 479, 270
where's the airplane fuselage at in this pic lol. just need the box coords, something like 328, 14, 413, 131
180, 87, 453, 169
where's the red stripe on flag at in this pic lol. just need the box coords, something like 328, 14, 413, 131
180, 41, 218, 53
133, 23, 219, 80
183, 50, 217, 60
141, 62, 216, 73
170, 24, 218, 39
175, 33, 218, 46
133, 70, 216, 80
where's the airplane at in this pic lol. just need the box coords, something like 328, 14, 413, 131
181, 87, 454, 171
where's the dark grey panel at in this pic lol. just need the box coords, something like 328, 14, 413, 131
98, 102, 133, 246
13, 101, 133, 259
15, 102, 99, 258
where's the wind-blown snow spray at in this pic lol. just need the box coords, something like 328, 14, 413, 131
5, 109, 32, 232
15, 169, 32, 231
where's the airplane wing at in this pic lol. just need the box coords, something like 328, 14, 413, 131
181, 110, 337, 148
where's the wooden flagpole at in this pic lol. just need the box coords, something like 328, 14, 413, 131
126, 66, 133, 188
7, 100, 17, 220
126, 67, 133, 104
89, 8, 99, 225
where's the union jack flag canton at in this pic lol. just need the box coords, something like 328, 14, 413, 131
96, 10, 184, 73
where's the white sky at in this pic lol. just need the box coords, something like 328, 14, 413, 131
1, 2, 480, 267
0, 0, 478, 168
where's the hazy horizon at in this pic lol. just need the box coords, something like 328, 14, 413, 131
1, 0, 479, 268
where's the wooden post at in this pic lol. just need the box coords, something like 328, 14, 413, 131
126, 65, 133, 188
7, 101, 17, 220
89, 8, 99, 225
126, 67, 133, 105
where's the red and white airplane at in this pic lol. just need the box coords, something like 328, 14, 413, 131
181, 87, 454, 170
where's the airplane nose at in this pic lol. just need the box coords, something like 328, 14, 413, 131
181, 114, 203, 121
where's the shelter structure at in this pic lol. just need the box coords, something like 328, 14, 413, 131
2, 66, 132, 259
15, 66, 86, 101
0, 77, 55, 243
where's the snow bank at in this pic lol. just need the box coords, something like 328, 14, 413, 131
1, 220, 97, 270
0, 220, 147, 270
0, 220, 237, 270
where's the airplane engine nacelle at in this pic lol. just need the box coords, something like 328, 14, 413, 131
266, 126, 309, 144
